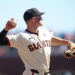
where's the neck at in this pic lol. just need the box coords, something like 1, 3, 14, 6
27, 26, 38, 34
26, 21, 39, 34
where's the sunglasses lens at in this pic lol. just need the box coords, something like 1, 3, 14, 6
37, 17, 42, 21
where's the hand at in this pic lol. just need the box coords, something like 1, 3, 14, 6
4, 18, 17, 31
67, 42, 75, 49
64, 47, 75, 59
64, 42, 75, 59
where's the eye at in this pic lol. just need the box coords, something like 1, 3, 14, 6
35, 16, 42, 21
37, 17, 41, 21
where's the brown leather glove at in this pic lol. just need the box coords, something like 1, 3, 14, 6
64, 43, 75, 59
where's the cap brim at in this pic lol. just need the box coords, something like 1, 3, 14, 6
37, 12, 45, 16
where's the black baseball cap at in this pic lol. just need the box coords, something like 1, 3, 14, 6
23, 8, 44, 21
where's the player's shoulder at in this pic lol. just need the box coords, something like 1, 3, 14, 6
16, 31, 31, 38
38, 27, 53, 34
38, 27, 47, 31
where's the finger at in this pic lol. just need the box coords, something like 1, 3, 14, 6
67, 46, 71, 49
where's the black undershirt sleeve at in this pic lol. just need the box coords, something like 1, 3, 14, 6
0, 29, 9, 45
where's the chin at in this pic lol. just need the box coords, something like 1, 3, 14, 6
39, 22, 43, 26
40, 24, 43, 26
38, 24, 42, 27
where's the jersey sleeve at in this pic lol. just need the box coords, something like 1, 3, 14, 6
45, 28, 53, 39
49, 30, 53, 39
7, 34, 18, 48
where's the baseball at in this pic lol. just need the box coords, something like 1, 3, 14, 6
10, 18, 18, 26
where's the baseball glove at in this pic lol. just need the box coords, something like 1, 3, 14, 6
64, 47, 75, 59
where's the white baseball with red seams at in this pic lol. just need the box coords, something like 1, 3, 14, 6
10, 18, 17, 26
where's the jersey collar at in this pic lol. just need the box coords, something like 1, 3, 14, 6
25, 29, 38, 35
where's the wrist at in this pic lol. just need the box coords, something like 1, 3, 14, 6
2, 29, 8, 34
4, 28, 10, 31
68, 41, 72, 46
68, 41, 75, 49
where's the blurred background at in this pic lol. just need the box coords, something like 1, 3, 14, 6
0, 0, 75, 75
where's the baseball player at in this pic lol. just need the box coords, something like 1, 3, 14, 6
0, 8, 74, 75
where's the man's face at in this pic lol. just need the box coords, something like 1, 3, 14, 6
32, 16, 43, 26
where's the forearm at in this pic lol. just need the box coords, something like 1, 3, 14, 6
0, 29, 9, 45
51, 36, 71, 46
